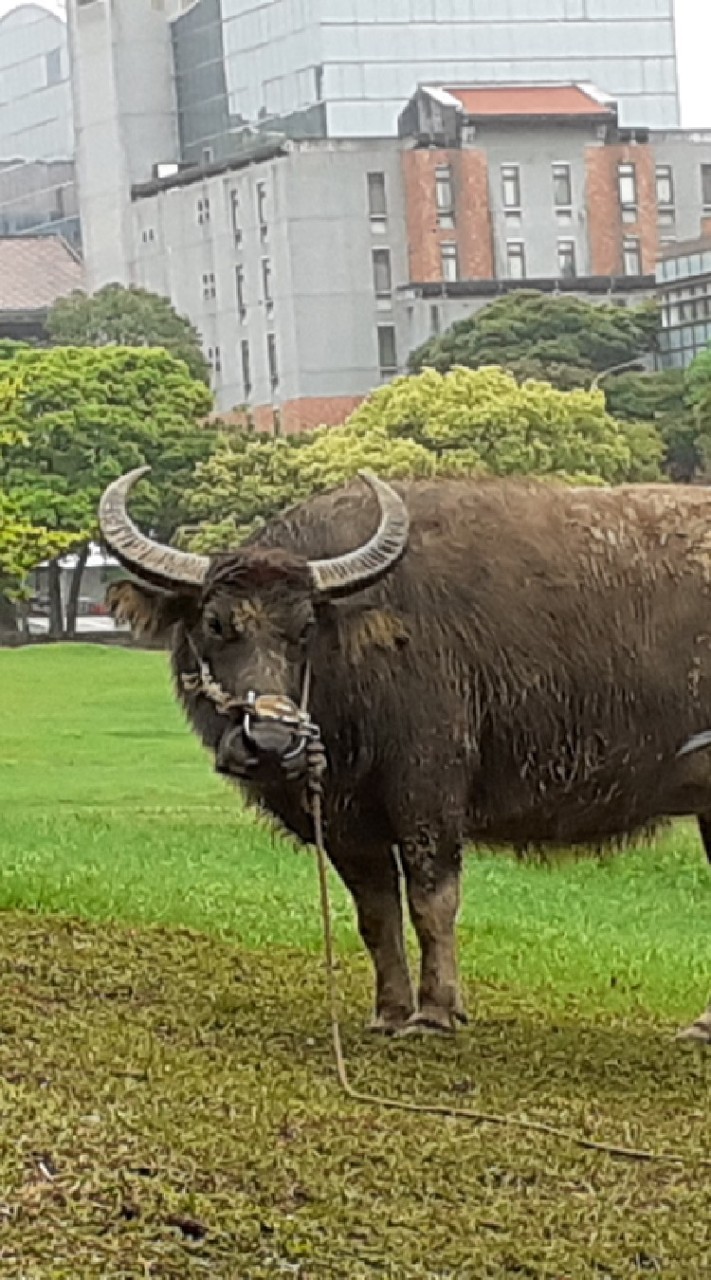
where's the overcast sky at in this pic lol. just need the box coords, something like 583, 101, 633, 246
1, 0, 709, 128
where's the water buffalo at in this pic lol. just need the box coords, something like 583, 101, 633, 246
100, 467, 711, 1042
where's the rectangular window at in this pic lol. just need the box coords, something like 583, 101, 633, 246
241, 339, 252, 398
372, 247, 392, 298
506, 242, 526, 279
45, 47, 62, 86
256, 181, 268, 234
202, 147, 214, 167
201, 272, 216, 300
430, 304, 441, 337
231, 190, 242, 245
501, 164, 521, 210
207, 346, 222, 376
267, 333, 279, 392
197, 196, 211, 226
656, 164, 674, 209
235, 265, 246, 318
557, 240, 577, 279
440, 242, 459, 283
435, 164, 455, 228
367, 172, 387, 219
623, 236, 642, 276
377, 325, 398, 378
552, 163, 572, 208
702, 164, 711, 212
618, 162, 638, 221
261, 258, 273, 310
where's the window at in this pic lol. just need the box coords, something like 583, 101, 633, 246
45, 47, 62, 86
435, 164, 455, 228
230, 189, 242, 246
367, 172, 387, 219
557, 240, 577, 279
552, 163, 572, 208
267, 333, 279, 392
440, 242, 459, 283
623, 236, 642, 276
235, 265, 246, 319
656, 164, 674, 208
372, 247, 392, 298
261, 258, 273, 310
501, 165, 521, 211
207, 346, 222, 376
197, 197, 211, 226
256, 181, 268, 235
702, 164, 711, 213
506, 242, 526, 279
202, 147, 214, 167
241, 339, 252, 398
202, 272, 216, 300
377, 325, 398, 378
140, 227, 155, 245
618, 163, 638, 221
430, 304, 441, 337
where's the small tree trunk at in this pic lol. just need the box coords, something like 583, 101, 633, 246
0, 593, 17, 635
47, 559, 64, 639
65, 544, 89, 639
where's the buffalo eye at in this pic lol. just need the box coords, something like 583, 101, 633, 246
205, 613, 223, 638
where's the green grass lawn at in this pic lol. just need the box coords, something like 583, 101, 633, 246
1, 645, 711, 1278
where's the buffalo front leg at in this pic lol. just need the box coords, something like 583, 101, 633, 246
400, 834, 467, 1035
329, 840, 414, 1034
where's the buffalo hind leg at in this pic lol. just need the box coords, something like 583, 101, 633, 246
698, 813, 711, 865
329, 839, 414, 1034
399, 834, 467, 1035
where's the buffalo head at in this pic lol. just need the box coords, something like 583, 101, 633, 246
99, 467, 409, 783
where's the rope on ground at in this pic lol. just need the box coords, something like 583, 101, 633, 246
310, 790, 711, 1169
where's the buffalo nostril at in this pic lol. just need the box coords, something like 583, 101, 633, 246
245, 721, 298, 758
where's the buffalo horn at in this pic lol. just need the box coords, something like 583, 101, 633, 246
98, 466, 209, 589
309, 471, 410, 598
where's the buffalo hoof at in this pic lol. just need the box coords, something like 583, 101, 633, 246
368, 1008, 413, 1036
396, 1008, 459, 1038
677, 1011, 711, 1044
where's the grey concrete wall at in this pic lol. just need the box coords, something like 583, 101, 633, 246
478, 121, 598, 280
653, 131, 711, 244
130, 139, 409, 411
68, 0, 180, 290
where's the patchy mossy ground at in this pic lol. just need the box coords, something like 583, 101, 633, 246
1, 912, 710, 1279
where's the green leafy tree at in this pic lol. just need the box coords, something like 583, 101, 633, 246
187, 366, 663, 551
409, 291, 660, 385
0, 346, 216, 636
47, 284, 210, 385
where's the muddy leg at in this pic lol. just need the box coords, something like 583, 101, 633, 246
698, 813, 711, 866
330, 840, 414, 1034
399, 834, 467, 1035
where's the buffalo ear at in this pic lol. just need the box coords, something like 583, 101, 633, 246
106, 580, 199, 638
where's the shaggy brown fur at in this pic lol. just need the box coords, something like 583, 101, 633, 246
108, 476, 711, 1039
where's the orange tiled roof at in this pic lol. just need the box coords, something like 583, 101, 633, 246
0, 235, 83, 312
444, 84, 614, 118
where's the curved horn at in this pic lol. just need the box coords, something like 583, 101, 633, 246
309, 471, 410, 598
98, 466, 209, 589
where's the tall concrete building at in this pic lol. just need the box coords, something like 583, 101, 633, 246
68, 0, 702, 424
166, 0, 680, 159
0, 3, 78, 245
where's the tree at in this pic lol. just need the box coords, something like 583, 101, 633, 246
186, 367, 663, 551
47, 284, 210, 385
409, 291, 661, 386
0, 346, 216, 636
